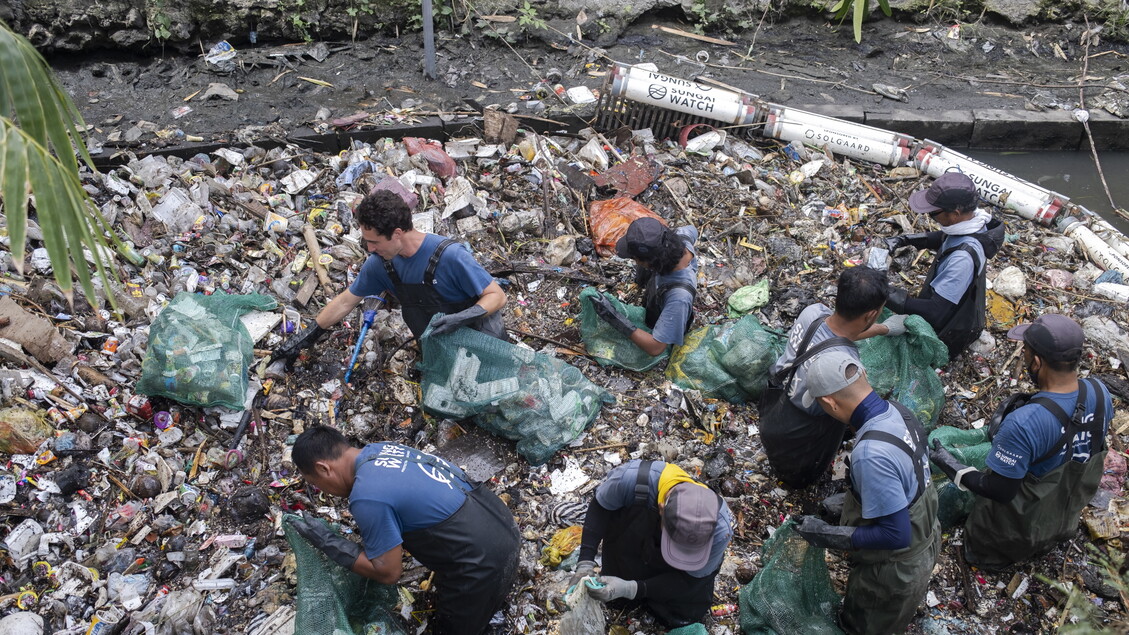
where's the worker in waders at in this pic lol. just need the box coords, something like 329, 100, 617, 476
884, 172, 1005, 361
589, 218, 699, 356
274, 189, 507, 365
289, 426, 520, 635
793, 351, 939, 634
930, 314, 1113, 570
760, 266, 907, 488
569, 459, 734, 628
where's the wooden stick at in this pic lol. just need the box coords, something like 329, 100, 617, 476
573, 442, 629, 453
651, 24, 734, 46
303, 224, 332, 287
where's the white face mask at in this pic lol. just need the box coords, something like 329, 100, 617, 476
940, 208, 991, 235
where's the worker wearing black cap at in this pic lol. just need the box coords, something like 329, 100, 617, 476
568, 459, 734, 628
590, 218, 699, 357
884, 172, 1005, 360
931, 314, 1114, 570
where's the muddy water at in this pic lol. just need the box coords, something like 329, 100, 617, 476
968, 149, 1129, 234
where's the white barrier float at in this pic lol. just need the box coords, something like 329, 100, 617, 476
762, 105, 913, 167
609, 63, 760, 126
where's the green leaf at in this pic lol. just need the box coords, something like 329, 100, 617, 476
830, 0, 847, 13
878, 0, 892, 16
853, 0, 865, 43
0, 121, 30, 270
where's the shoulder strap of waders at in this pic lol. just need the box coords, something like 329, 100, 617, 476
423, 238, 457, 286
657, 280, 697, 303
774, 316, 855, 390
633, 460, 655, 506
1031, 379, 1099, 465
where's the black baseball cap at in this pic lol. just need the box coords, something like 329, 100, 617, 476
616, 217, 669, 260
1007, 314, 1085, 362
909, 172, 979, 214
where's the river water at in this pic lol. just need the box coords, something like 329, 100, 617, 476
968, 150, 1129, 235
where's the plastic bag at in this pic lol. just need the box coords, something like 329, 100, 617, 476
558, 579, 605, 635
857, 312, 948, 429
666, 315, 784, 404
739, 520, 843, 635
539, 526, 584, 568
137, 292, 277, 409
588, 198, 666, 257
0, 408, 53, 454
577, 288, 667, 371
283, 515, 407, 635
404, 137, 456, 180
419, 318, 614, 465
727, 279, 771, 317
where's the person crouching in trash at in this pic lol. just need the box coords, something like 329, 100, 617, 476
930, 314, 1113, 571
568, 459, 734, 629
590, 218, 699, 357
884, 172, 1004, 361
288, 426, 520, 635
792, 351, 940, 634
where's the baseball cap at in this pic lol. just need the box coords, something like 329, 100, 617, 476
800, 350, 866, 409
661, 483, 719, 571
616, 217, 669, 260
1007, 314, 1084, 362
909, 172, 979, 214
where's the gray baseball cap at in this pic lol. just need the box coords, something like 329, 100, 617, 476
800, 350, 866, 409
1007, 314, 1085, 362
909, 172, 979, 214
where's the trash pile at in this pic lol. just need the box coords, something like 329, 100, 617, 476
1, 95, 1128, 635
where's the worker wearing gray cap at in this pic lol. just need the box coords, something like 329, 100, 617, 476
884, 172, 1005, 360
931, 314, 1113, 570
792, 351, 939, 634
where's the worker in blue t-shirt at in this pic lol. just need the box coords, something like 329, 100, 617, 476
589, 218, 698, 357
274, 189, 507, 365
931, 314, 1114, 570
792, 350, 939, 634
288, 426, 520, 635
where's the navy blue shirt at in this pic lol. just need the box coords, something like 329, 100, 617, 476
349, 233, 495, 303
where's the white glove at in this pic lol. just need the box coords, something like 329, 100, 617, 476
882, 315, 908, 337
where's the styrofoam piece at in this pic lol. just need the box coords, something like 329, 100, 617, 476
3, 519, 44, 565
239, 311, 282, 343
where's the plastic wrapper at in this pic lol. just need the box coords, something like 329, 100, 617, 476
137, 292, 277, 409
577, 288, 666, 372
404, 137, 457, 180
558, 578, 606, 635
539, 525, 583, 568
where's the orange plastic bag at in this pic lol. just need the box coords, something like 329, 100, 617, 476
588, 198, 667, 258
403, 137, 457, 180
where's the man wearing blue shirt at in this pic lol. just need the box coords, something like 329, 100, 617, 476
590, 218, 699, 356
793, 351, 939, 634
931, 314, 1113, 570
275, 189, 507, 365
288, 426, 520, 635
885, 172, 1004, 360
569, 459, 734, 628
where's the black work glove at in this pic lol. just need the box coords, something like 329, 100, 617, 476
885, 287, 910, 314
884, 235, 908, 253
819, 492, 846, 523
929, 439, 975, 490
275, 323, 327, 368
429, 305, 487, 336
795, 516, 855, 551
288, 514, 362, 570
887, 232, 941, 253
591, 294, 636, 338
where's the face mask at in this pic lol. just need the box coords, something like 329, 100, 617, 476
939, 208, 991, 235
1025, 359, 1040, 384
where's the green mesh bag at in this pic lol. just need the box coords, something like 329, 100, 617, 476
283, 515, 407, 635
739, 519, 842, 635
577, 288, 667, 371
928, 426, 992, 528
419, 319, 614, 465
667, 624, 708, 635
857, 312, 948, 430
137, 291, 277, 409
666, 315, 784, 404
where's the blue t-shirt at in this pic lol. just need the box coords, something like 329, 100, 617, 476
850, 394, 930, 520
987, 381, 1114, 479
349, 233, 495, 303
349, 443, 470, 558
650, 226, 700, 347
595, 459, 734, 578
930, 234, 985, 304
769, 303, 860, 415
